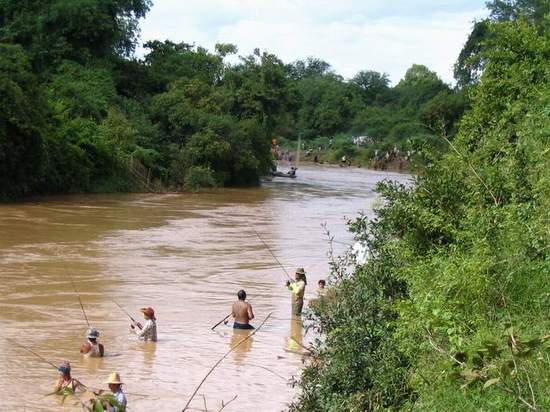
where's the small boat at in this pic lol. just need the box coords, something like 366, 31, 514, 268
272, 167, 297, 179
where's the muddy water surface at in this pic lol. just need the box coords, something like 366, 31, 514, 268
0, 165, 409, 411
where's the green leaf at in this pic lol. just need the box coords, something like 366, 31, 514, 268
93, 399, 105, 412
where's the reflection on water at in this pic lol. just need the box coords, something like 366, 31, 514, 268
230, 329, 254, 364
0, 165, 409, 411
285, 317, 305, 355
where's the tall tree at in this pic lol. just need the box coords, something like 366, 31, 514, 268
454, 0, 549, 86
0, 44, 46, 198
0, 0, 151, 68
351, 70, 391, 104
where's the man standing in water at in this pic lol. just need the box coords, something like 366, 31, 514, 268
226, 289, 255, 329
287, 268, 307, 316
130, 307, 157, 341
80, 328, 104, 357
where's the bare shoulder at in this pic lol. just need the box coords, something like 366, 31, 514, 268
80, 341, 91, 354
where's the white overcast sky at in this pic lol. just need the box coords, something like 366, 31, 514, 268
138, 0, 488, 85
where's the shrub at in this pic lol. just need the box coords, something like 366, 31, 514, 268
183, 165, 216, 192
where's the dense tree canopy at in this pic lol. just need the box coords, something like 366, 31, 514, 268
0, 0, 467, 199
454, 0, 549, 86
0, 44, 46, 198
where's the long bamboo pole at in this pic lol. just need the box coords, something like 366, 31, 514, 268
182, 312, 273, 411
211, 314, 231, 331
69, 276, 90, 327
251, 229, 293, 282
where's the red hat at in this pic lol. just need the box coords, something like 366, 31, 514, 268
140, 307, 155, 320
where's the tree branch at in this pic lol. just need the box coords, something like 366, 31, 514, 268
218, 395, 238, 412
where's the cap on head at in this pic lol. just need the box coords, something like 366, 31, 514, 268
140, 307, 155, 320
295, 267, 306, 276
237, 289, 247, 300
86, 328, 100, 339
58, 361, 71, 375
105, 372, 123, 385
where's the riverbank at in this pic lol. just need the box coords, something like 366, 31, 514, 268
278, 148, 411, 173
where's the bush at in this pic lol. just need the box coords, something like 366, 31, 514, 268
183, 165, 216, 192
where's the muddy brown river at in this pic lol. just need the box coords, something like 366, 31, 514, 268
0, 165, 409, 411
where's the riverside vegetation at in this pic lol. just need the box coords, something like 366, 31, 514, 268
1, 1, 548, 411
291, 1, 550, 411
0, 0, 466, 199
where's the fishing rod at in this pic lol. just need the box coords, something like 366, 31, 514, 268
110, 298, 142, 329
6, 337, 59, 370
251, 228, 294, 282
69, 276, 90, 327
8, 337, 148, 401
211, 314, 231, 331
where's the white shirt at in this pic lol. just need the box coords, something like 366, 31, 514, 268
136, 319, 157, 342
110, 389, 127, 412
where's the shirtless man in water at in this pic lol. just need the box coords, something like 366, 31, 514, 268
80, 328, 105, 357
226, 289, 255, 329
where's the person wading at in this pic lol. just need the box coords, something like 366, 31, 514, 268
130, 307, 157, 342
53, 361, 84, 394
317, 279, 327, 297
106, 372, 127, 411
80, 328, 104, 357
225, 289, 255, 329
90, 372, 127, 412
286, 268, 307, 316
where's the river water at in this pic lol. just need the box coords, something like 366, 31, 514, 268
0, 165, 409, 411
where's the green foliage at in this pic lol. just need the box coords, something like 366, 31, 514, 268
183, 165, 217, 192
351, 70, 391, 104
454, 0, 549, 87
0, 43, 46, 199
0, 0, 152, 68
47, 61, 117, 120
86, 393, 125, 412
292, 14, 550, 412
297, 74, 360, 138
0, 0, 469, 199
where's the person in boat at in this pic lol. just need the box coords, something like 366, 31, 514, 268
130, 307, 157, 342
286, 268, 307, 316
225, 289, 255, 329
317, 279, 327, 297
80, 327, 104, 357
287, 167, 297, 177
53, 361, 84, 394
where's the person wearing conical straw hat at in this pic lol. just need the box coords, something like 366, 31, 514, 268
286, 268, 307, 316
80, 327, 105, 357
130, 307, 157, 342
91, 372, 127, 411
105, 372, 127, 412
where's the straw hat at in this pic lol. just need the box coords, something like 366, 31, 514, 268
105, 372, 123, 385
295, 267, 306, 275
140, 307, 155, 320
